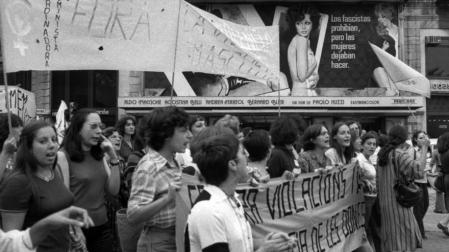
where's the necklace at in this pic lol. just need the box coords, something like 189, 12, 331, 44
36, 169, 54, 182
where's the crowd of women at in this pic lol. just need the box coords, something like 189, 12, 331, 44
0, 107, 448, 252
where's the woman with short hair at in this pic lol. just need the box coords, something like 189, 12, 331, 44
298, 124, 330, 173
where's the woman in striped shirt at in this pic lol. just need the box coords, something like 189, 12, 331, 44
376, 125, 428, 251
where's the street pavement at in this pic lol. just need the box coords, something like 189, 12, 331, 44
416, 188, 448, 252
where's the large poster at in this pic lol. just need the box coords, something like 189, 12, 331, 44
154, 2, 426, 98
176, 163, 365, 252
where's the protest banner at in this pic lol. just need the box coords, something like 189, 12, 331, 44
0, 0, 279, 83
0, 86, 36, 122
0, 0, 180, 72
176, 162, 365, 252
177, 2, 279, 82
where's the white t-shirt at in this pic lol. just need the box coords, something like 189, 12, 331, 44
187, 185, 253, 252
356, 153, 377, 197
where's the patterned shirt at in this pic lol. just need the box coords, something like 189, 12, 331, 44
127, 148, 182, 229
297, 151, 328, 173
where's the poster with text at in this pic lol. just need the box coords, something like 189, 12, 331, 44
150, 3, 424, 98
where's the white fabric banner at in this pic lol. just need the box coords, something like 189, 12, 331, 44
177, 2, 280, 81
177, 163, 365, 252
1, 0, 180, 72
1, 0, 279, 82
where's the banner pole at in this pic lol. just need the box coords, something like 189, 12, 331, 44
0, 10, 13, 132
170, 0, 183, 105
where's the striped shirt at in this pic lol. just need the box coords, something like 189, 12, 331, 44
377, 148, 423, 251
128, 148, 182, 229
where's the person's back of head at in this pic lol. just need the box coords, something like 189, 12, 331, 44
214, 114, 240, 135
378, 125, 408, 166
133, 116, 149, 151
377, 133, 389, 148
243, 129, 271, 162
269, 116, 298, 147
193, 134, 239, 186
143, 106, 190, 151
190, 126, 234, 158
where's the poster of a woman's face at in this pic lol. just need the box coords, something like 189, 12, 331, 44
295, 14, 313, 38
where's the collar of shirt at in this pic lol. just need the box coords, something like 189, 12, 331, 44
146, 148, 180, 172
204, 184, 239, 202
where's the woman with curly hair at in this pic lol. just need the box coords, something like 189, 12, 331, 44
115, 115, 137, 161
377, 125, 428, 251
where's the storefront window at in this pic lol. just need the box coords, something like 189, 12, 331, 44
51, 70, 118, 125
425, 36, 449, 79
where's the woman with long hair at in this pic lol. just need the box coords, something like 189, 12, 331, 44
298, 124, 330, 173
115, 115, 136, 161
411, 130, 431, 239
61, 108, 120, 252
0, 120, 74, 251
377, 125, 428, 251
325, 122, 354, 166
